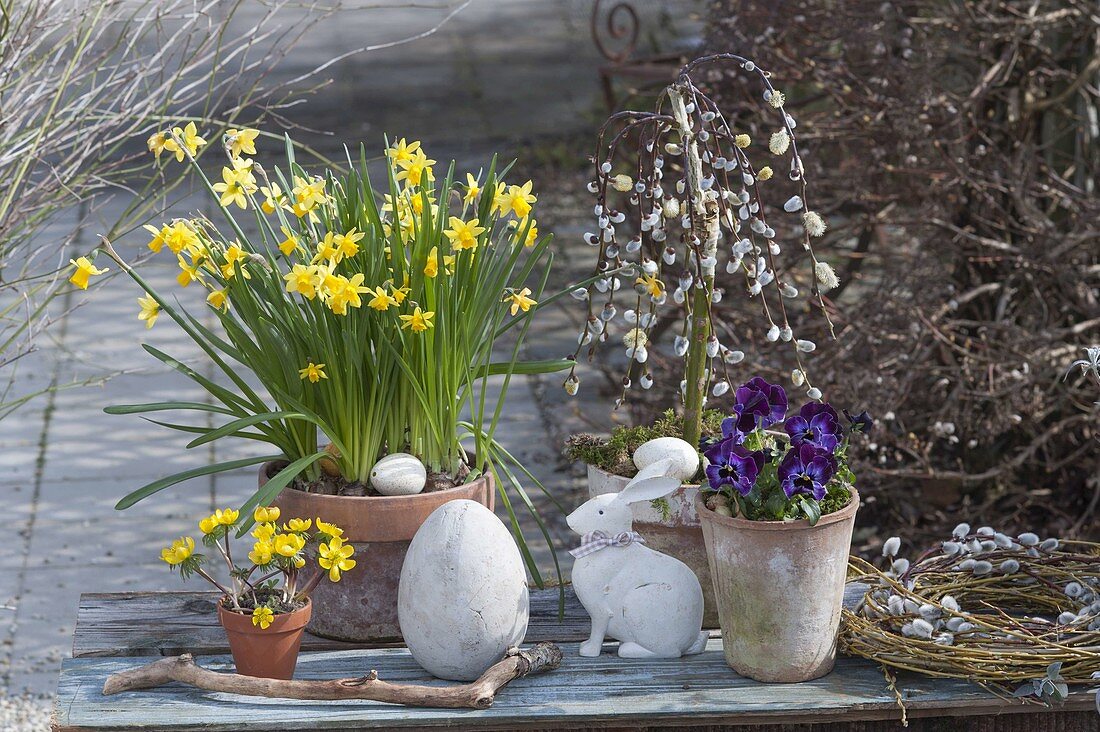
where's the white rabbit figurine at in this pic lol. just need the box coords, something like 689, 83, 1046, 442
568, 458, 708, 659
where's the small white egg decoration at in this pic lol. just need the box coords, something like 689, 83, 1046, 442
632, 437, 699, 482
369, 452, 427, 496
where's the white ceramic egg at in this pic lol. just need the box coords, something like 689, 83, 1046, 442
398, 499, 529, 680
369, 452, 427, 496
632, 436, 699, 482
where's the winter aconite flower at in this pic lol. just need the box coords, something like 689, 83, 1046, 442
298, 362, 327, 383
137, 294, 160, 329
318, 537, 356, 582
315, 519, 344, 540
399, 307, 434, 332
160, 536, 194, 566
704, 438, 764, 496
249, 541, 274, 566
784, 402, 842, 451
252, 606, 275, 630
254, 506, 280, 523
68, 256, 108, 290
723, 376, 788, 437
777, 443, 837, 500
273, 532, 306, 558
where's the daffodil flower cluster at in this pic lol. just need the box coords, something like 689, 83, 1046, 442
563, 54, 838, 448
108, 122, 570, 551
160, 505, 353, 629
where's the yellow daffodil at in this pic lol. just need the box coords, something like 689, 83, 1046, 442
443, 217, 485, 251
291, 175, 327, 217
510, 217, 539, 247
207, 289, 229, 312
137, 294, 160, 329
501, 181, 536, 218
249, 540, 274, 566
147, 131, 169, 159
254, 506, 281, 523
390, 280, 411, 304
506, 287, 537, 316
176, 255, 204, 288
315, 519, 344, 540
273, 532, 306, 558
251, 522, 276, 541
68, 256, 107, 290
225, 128, 259, 158
165, 221, 201, 254
315, 232, 340, 262
299, 362, 327, 383
277, 227, 298, 256
214, 508, 239, 526
284, 264, 321, 299
463, 173, 480, 204
386, 138, 421, 163
212, 164, 257, 209
318, 537, 356, 582
333, 228, 364, 260
424, 246, 439, 278
636, 273, 664, 299
395, 148, 435, 188
252, 606, 274, 630
367, 286, 397, 311
160, 536, 194, 566
399, 306, 434, 333
284, 517, 312, 533
261, 183, 287, 215
144, 224, 167, 253
163, 121, 206, 162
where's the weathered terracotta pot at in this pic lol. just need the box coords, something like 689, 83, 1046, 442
696, 489, 859, 683
587, 464, 718, 628
218, 597, 311, 680
263, 461, 495, 642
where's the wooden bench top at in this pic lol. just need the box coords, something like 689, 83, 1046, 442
53, 586, 1098, 731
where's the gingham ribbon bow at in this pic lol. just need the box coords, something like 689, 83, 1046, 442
569, 530, 646, 558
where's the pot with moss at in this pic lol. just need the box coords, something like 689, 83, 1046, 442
694, 377, 868, 682
566, 410, 728, 628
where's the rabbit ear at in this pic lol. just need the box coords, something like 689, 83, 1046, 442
617, 458, 682, 504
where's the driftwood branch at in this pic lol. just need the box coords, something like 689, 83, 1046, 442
102, 643, 563, 709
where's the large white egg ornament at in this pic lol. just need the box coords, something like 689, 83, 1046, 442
632, 436, 699, 482
398, 499, 529, 680
369, 452, 427, 496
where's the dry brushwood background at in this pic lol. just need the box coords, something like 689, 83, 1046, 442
608, 0, 1098, 552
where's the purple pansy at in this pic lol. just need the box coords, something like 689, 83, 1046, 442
722, 376, 788, 440
777, 443, 838, 500
844, 409, 873, 434
784, 402, 842, 452
704, 437, 765, 496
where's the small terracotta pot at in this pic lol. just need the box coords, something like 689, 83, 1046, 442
587, 464, 719, 628
697, 489, 859, 683
217, 598, 311, 680
263, 461, 495, 642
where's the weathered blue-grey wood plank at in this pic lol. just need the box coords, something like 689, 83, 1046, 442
71, 584, 870, 658
53, 642, 1095, 731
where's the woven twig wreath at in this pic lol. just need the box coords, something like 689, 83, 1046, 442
841, 526, 1100, 698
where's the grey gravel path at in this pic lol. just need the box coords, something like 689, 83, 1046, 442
0, 0, 700, 716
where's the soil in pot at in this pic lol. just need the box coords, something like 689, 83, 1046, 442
218, 595, 311, 680
697, 489, 859, 683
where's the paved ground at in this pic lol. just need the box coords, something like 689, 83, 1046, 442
0, 0, 701, 717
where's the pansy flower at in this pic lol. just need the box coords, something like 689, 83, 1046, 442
785, 402, 841, 452
722, 377, 788, 441
777, 443, 837, 500
844, 409, 874, 434
703, 437, 765, 497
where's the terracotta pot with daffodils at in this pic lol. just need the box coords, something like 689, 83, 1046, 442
160, 505, 354, 679
102, 126, 576, 642
562, 54, 842, 628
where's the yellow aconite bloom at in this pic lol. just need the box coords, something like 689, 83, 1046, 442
284, 264, 321, 300
68, 257, 107, 290
225, 128, 259, 158
299, 362, 327, 383
163, 121, 206, 162
318, 537, 356, 582
273, 532, 306, 557
367, 286, 397, 311
147, 131, 169, 159
277, 227, 298, 256
177, 255, 204, 288
315, 519, 344, 540
212, 164, 257, 209
497, 180, 537, 218
251, 522, 276, 542
399, 306, 434, 333
506, 287, 537, 316
636, 273, 664, 299
443, 217, 485, 251
395, 149, 435, 188
252, 606, 274, 630
463, 173, 481, 204
284, 517, 312, 533
249, 541, 274, 566
386, 138, 421, 163
137, 294, 160, 329
261, 183, 287, 215
207, 289, 229, 312
214, 508, 240, 526
160, 536, 194, 566
198, 515, 219, 535
254, 506, 281, 523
